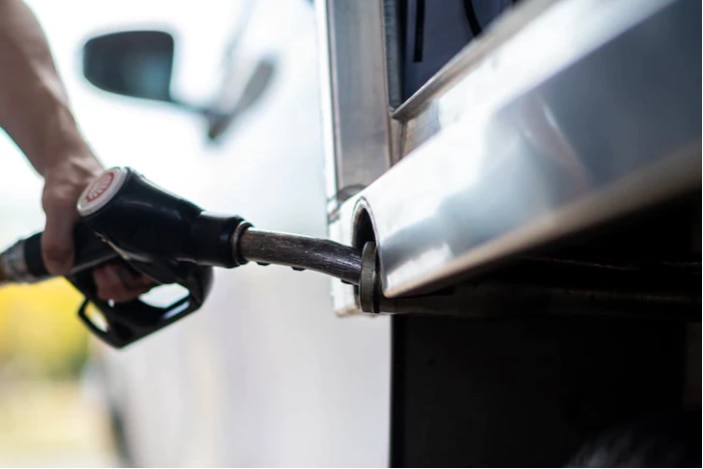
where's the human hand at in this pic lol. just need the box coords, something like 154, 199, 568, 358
41, 156, 154, 301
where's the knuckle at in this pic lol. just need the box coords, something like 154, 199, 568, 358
42, 190, 75, 211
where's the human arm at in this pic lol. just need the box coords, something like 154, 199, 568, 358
0, 0, 151, 300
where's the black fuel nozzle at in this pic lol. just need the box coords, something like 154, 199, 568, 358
1, 167, 365, 348
77, 167, 365, 285
61, 167, 254, 348
77, 167, 250, 272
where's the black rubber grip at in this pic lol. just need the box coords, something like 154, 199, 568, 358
24, 221, 119, 279
24, 232, 49, 278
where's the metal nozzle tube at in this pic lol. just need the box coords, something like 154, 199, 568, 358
236, 228, 363, 285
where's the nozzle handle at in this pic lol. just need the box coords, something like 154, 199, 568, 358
22, 222, 118, 281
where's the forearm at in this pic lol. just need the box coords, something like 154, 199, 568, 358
0, 0, 97, 176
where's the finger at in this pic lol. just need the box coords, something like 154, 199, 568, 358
92, 265, 114, 301
93, 264, 134, 302
93, 263, 154, 302
41, 202, 77, 275
112, 264, 155, 292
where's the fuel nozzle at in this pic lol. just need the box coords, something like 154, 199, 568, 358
77, 167, 248, 274
0, 167, 367, 348
77, 167, 363, 285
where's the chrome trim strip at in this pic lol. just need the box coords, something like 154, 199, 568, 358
317, 0, 393, 211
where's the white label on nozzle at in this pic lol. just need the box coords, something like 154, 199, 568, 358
77, 167, 128, 216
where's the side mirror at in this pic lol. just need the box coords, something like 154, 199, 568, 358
83, 30, 175, 103
82, 29, 276, 143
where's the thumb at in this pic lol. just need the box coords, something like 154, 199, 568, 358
42, 203, 77, 275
